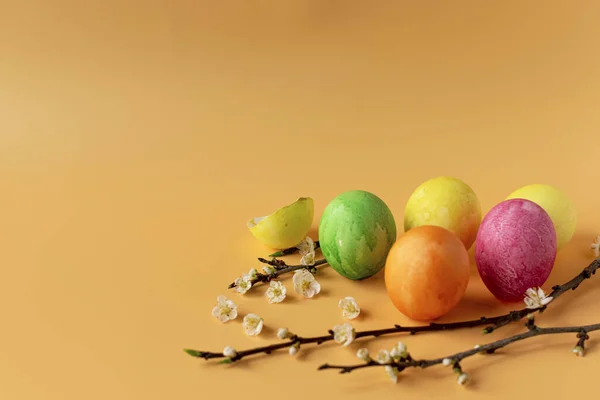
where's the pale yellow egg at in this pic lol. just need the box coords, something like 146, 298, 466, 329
506, 184, 576, 250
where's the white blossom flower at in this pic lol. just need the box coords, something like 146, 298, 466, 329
356, 348, 370, 361
457, 372, 470, 386
332, 323, 355, 347
442, 358, 453, 366
211, 295, 238, 322
338, 297, 361, 320
234, 274, 252, 294
293, 269, 321, 298
277, 327, 291, 340
265, 280, 287, 304
296, 236, 314, 253
572, 346, 584, 357
376, 349, 392, 364
262, 265, 276, 275
242, 313, 264, 336
289, 345, 299, 356
223, 346, 236, 358
297, 237, 316, 266
385, 366, 399, 383
390, 342, 408, 359
523, 287, 553, 309
248, 268, 258, 279
591, 237, 600, 258
301, 252, 315, 266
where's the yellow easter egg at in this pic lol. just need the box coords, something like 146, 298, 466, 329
404, 176, 482, 249
506, 184, 576, 250
247, 197, 314, 249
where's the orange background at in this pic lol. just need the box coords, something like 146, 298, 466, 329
1, 1, 600, 399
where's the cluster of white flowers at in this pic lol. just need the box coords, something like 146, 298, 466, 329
229, 237, 322, 304
390, 342, 408, 359
523, 287, 553, 309
211, 295, 264, 337
355, 342, 408, 383
591, 236, 600, 258
297, 236, 317, 266
211, 237, 334, 353
215, 238, 373, 363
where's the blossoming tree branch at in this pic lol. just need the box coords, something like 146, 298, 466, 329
186, 235, 600, 385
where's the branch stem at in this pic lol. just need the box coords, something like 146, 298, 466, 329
189, 259, 599, 363
228, 259, 328, 289
269, 241, 321, 257
318, 323, 600, 373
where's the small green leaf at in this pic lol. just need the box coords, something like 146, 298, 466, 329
184, 349, 202, 357
269, 250, 285, 257
218, 358, 233, 364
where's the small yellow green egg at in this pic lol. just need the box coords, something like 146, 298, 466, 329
247, 197, 314, 249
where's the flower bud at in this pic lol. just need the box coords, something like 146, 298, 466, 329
277, 328, 290, 340
356, 348, 370, 361
572, 346, 584, 357
457, 373, 470, 386
223, 346, 236, 358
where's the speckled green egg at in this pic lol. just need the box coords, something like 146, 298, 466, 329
318, 190, 397, 280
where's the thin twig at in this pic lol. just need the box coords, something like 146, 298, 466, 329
268, 241, 321, 257
318, 322, 600, 374
185, 259, 600, 362
227, 258, 329, 289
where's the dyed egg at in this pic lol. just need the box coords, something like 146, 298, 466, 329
404, 176, 481, 249
475, 199, 557, 302
318, 190, 396, 280
384, 225, 470, 321
247, 197, 314, 249
506, 184, 576, 250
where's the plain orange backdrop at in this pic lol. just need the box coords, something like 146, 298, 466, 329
1, 1, 600, 399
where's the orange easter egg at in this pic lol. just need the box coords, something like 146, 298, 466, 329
384, 225, 470, 321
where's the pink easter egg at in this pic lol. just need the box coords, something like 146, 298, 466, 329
475, 198, 557, 302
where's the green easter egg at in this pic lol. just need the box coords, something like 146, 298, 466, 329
318, 190, 397, 280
